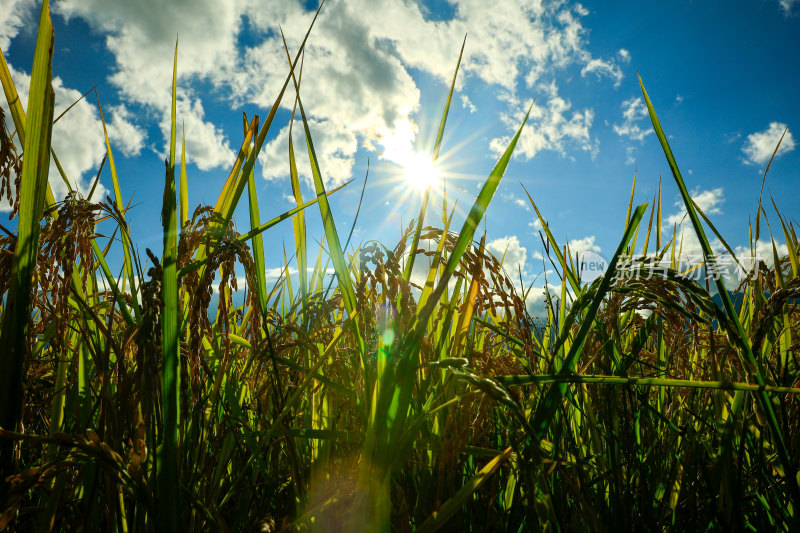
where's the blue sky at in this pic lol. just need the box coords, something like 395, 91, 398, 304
2, 0, 798, 309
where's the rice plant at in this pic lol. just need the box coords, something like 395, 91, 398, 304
1, 2, 799, 531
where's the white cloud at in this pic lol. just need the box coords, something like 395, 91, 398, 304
95, 274, 142, 300
487, 235, 528, 278
266, 266, 299, 279
672, 229, 707, 264
56, 0, 237, 170
1, 65, 130, 204
624, 145, 636, 165
617, 48, 631, 62
581, 58, 623, 87
491, 91, 597, 160
268, 1, 614, 170
668, 234, 789, 282
567, 235, 601, 256
172, 97, 233, 171
107, 105, 145, 157
665, 187, 724, 227
208, 266, 300, 294
460, 94, 477, 113
614, 96, 653, 164
614, 96, 652, 142
642, 187, 790, 279
525, 284, 560, 317
261, 118, 358, 189
741, 122, 795, 166
657, 187, 728, 263
501, 190, 529, 210
689, 188, 724, 215
735, 239, 789, 268
647, 232, 791, 287
33, 0, 621, 186
0, 0, 37, 51
406, 238, 440, 289
778, 0, 799, 14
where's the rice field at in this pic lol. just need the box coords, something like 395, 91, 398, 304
1, 2, 799, 531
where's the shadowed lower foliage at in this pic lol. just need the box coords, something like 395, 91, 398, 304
2, 3, 800, 531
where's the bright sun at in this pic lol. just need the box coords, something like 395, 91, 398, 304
401, 152, 440, 191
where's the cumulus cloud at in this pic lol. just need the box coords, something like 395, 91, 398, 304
261, 118, 358, 189
491, 91, 597, 160
614, 96, 652, 142
501, 190, 529, 210
269, 1, 615, 174
741, 122, 795, 166
623, 186, 786, 281
735, 239, 789, 268
1, 1, 145, 210
567, 235, 601, 256
525, 284, 557, 317
0, 65, 149, 206
56, 0, 237, 170
665, 187, 724, 227
0, 0, 37, 51
656, 187, 728, 263
30, 0, 623, 187
487, 235, 528, 278
266, 266, 299, 279
107, 105, 145, 157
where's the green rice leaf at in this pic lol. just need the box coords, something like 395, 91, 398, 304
157, 39, 181, 531
0, 0, 55, 479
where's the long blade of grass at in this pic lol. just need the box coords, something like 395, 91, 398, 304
179, 123, 189, 231
0, 0, 55, 482
280, 36, 357, 319
496, 374, 800, 393
95, 96, 141, 320
90, 239, 134, 327
288, 101, 308, 306
157, 39, 181, 531
243, 115, 268, 314
521, 184, 580, 292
